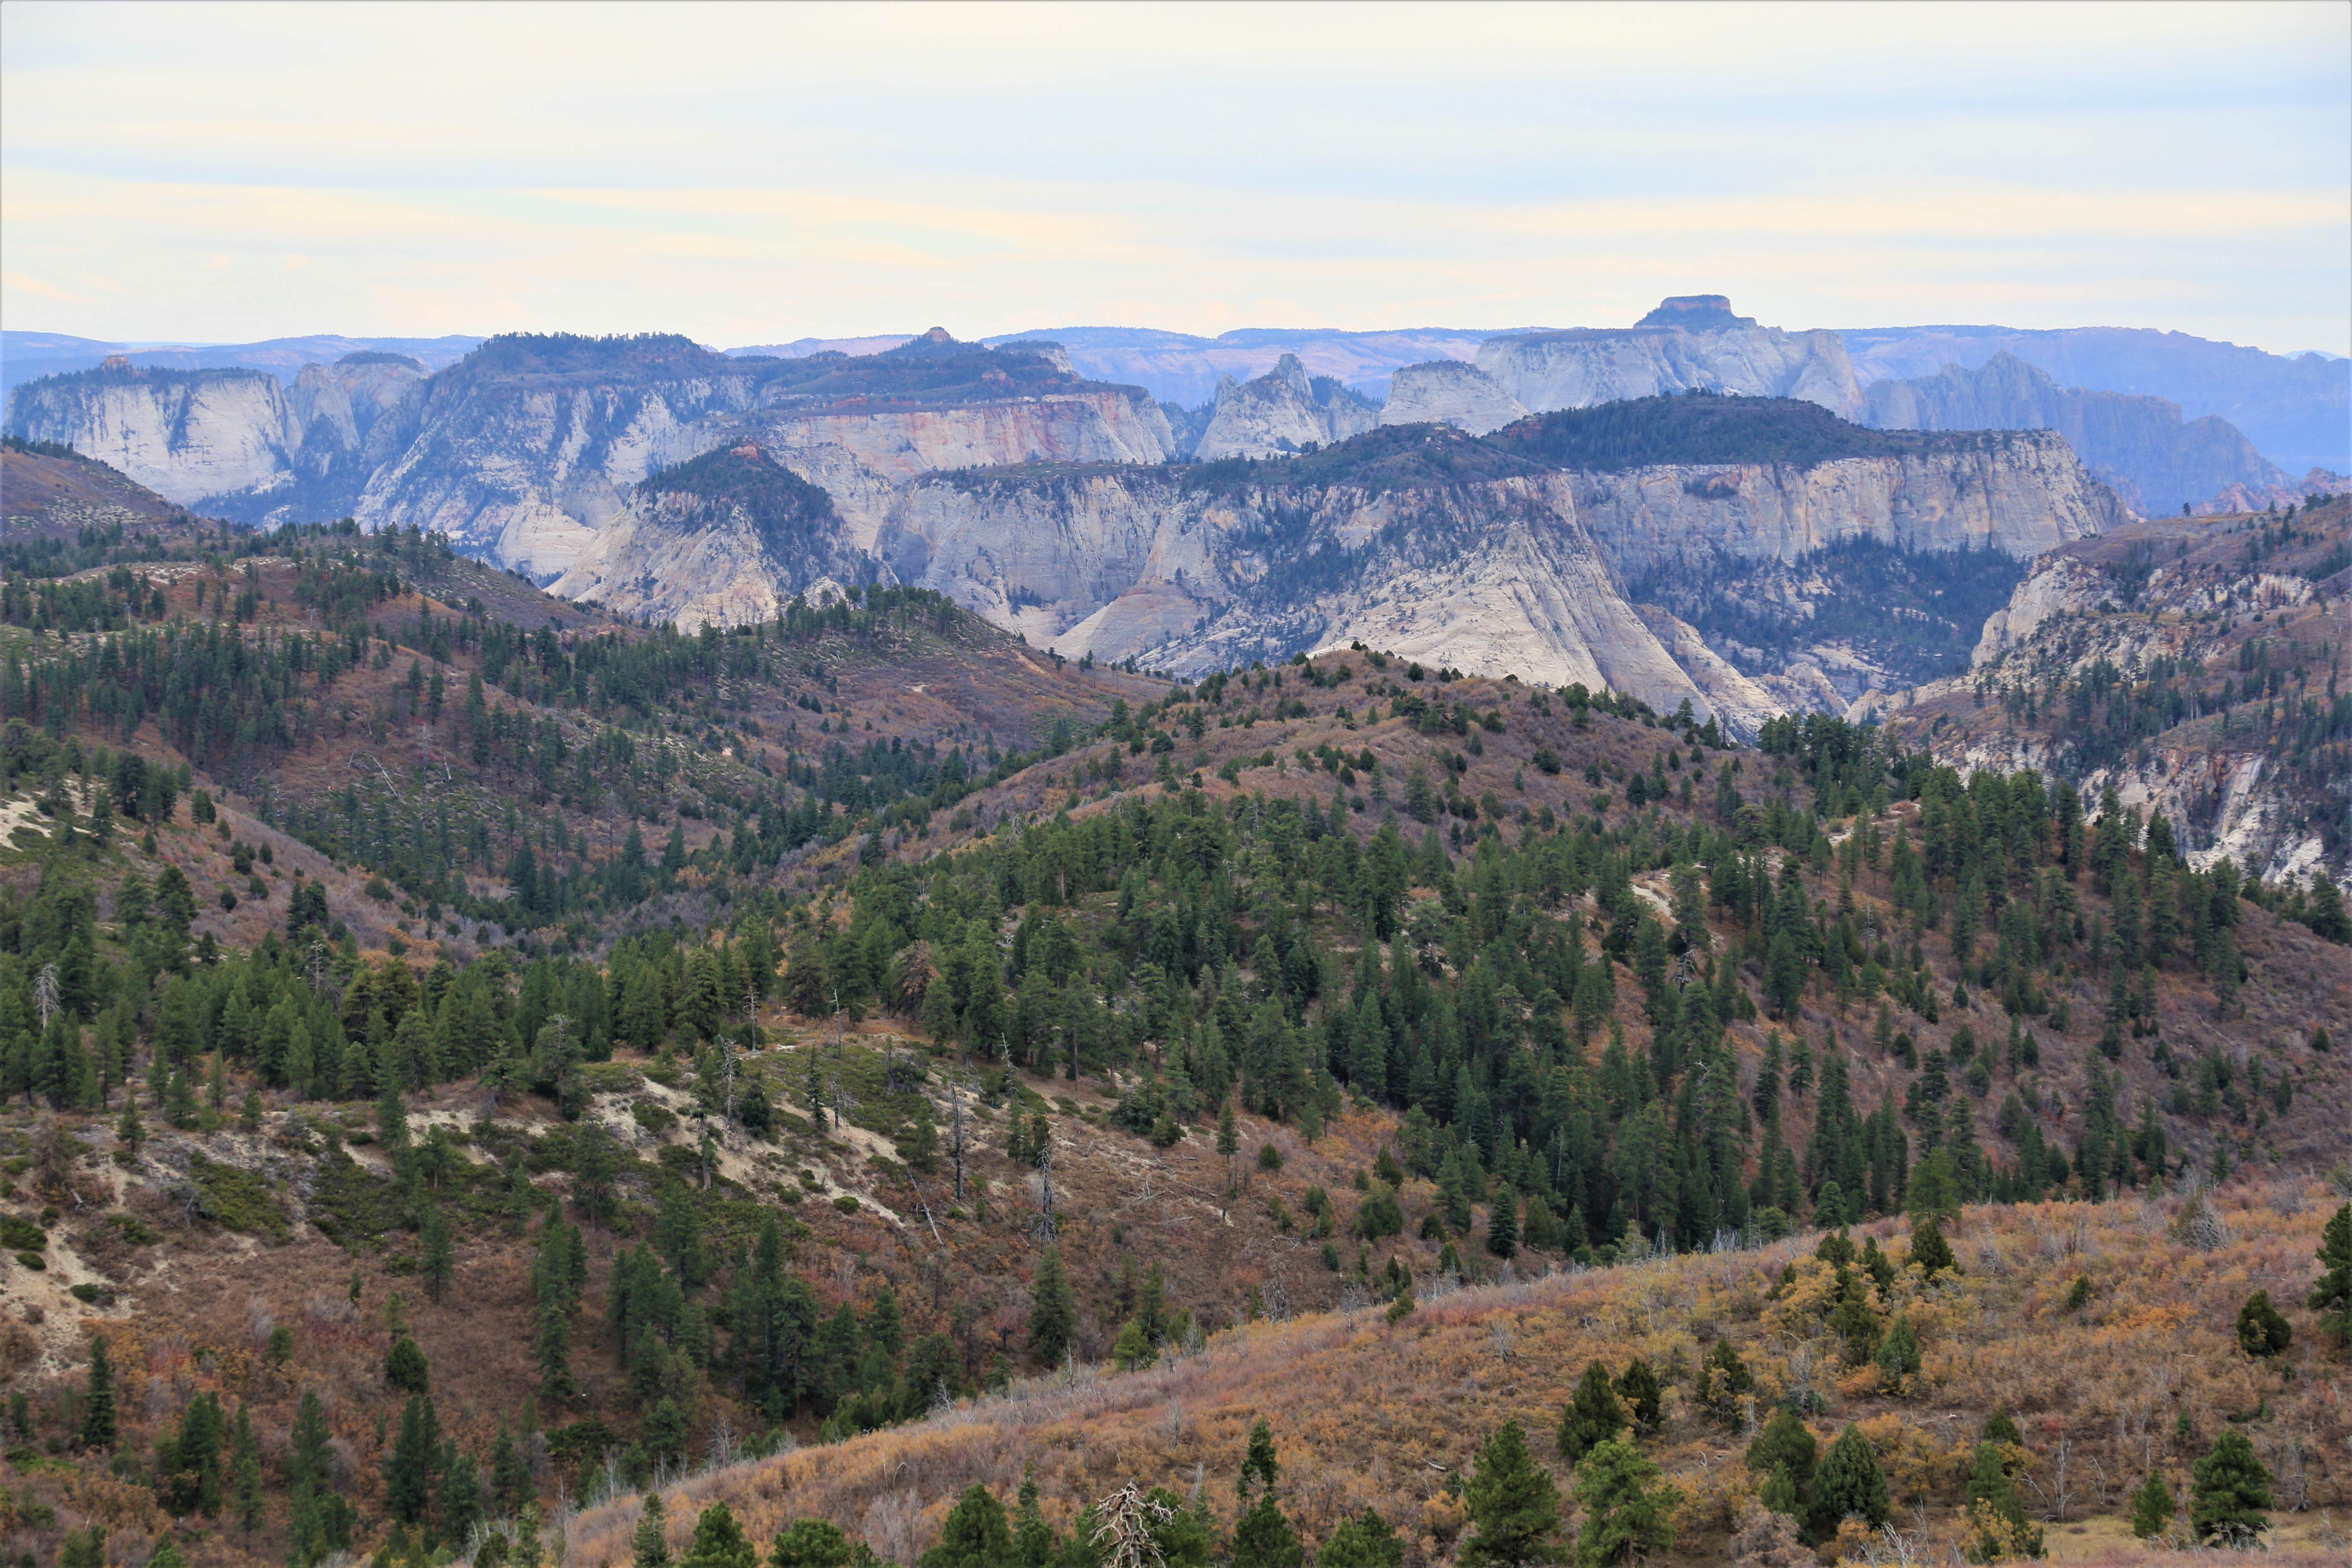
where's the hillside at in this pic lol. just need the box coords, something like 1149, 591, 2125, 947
0, 463, 2347, 1567
1868, 492, 2351, 898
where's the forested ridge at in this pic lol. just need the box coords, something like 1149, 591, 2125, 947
0, 495, 2347, 1568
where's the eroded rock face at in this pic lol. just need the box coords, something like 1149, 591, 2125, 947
551, 444, 873, 628
1562, 430, 2122, 582
1378, 360, 1527, 435
6, 368, 304, 505
1862, 352, 2287, 516
1476, 297, 1865, 420
5, 333, 1175, 580
1194, 354, 1380, 459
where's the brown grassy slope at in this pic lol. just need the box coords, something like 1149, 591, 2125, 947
0, 446, 187, 538
569, 1179, 2349, 1568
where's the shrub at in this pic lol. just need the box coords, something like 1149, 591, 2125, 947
2234, 1289, 2291, 1358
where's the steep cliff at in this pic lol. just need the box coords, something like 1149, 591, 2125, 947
1192, 353, 1380, 459
8, 331, 1175, 578
1865, 495, 2352, 891
5, 366, 305, 508
1378, 359, 1525, 435
544, 400, 2126, 740
1476, 295, 1865, 420
551, 443, 872, 628
878, 453, 1711, 711
1862, 351, 2288, 515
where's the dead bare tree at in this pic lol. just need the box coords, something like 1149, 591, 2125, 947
1090, 1484, 1173, 1568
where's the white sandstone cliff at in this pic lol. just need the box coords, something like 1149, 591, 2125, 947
1194, 354, 1380, 460
1378, 361, 1527, 435
1476, 296, 1864, 420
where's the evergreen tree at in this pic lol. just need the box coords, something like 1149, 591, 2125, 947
2234, 1290, 2291, 1358
1693, 1338, 1752, 1428
491, 1424, 534, 1517
1555, 1360, 1626, 1466
386, 1394, 440, 1524
1485, 1184, 1519, 1259
420, 1204, 456, 1305
2307, 1203, 2352, 1348
1908, 1216, 1957, 1277
679, 1502, 760, 1568
2129, 1470, 2175, 1540
1874, 1313, 1922, 1386
634, 1494, 672, 1568
1027, 1245, 1075, 1366
1012, 1470, 1057, 1568
1965, 1441, 2040, 1560
535, 1300, 576, 1403
1745, 1409, 1818, 1538
1461, 1420, 1561, 1568
79, 1334, 117, 1450
231, 1402, 262, 1531
773, 1518, 871, 1568
1315, 1511, 1403, 1568
2190, 1430, 2272, 1547
1813, 1425, 1889, 1529
919, 1485, 1013, 1568
386, 1333, 431, 1393
1569, 1440, 1679, 1568
440, 1449, 484, 1548
1230, 1493, 1305, 1568
1612, 1359, 1661, 1433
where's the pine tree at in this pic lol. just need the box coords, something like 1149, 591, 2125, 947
1873, 1312, 1922, 1386
1965, 1440, 2039, 1559
1569, 1439, 1679, 1568
1694, 1338, 1753, 1428
386, 1333, 431, 1393
634, 1493, 671, 1568
1814, 1425, 1889, 1529
1026, 1244, 1075, 1366
679, 1502, 759, 1568
1485, 1183, 1519, 1259
440, 1448, 484, 1548
1229, 1491, 1305, 1568
1556, 1360, 1626, 1466
386, 1393, 440, 1524
1303, 1510, 1394, 1568
535, 1300, 575, 1403
2130, 1470, 2175, 1540
420, 1204, 456, 1305
2234, 1289, 2291, 1358
1461, 1420, 1561, 1568
920, 1485, 1013, 1568
1908, 1216, 1957, 1277
2190, 1430, 2272, 1547
1612, 1359, 1661, 1433
79, 1334, 116, 1450
231, 1402, 262, 1531
2308, 1203, 2352, 1348
1745, 1408, 1818, 1537
491, 1424, 534, 1516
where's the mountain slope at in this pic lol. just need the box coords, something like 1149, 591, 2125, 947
1861, 352, 2292, 516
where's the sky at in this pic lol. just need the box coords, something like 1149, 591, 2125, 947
3, 1, 2347, 354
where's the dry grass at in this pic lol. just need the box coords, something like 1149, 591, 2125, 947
564, 1178, 2349, 1568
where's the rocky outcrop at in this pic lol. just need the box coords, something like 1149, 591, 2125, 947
879, 464, 1713, 712
1378, 360, 1526, 435
1861, 352, 2287, 516
551, 444, 873, 628
1193, 354, 1380, 459
1560, 429, 2121, 582
1476, 296, 1865, 420
9, 331, 1175, 579
6, 366, 305, 506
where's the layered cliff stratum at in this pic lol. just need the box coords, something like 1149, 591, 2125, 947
1474, 295, 1868, 421
7, 309, 2150, 741
1863, 493, 2351, 890
539, 390, 2118, 742
5, 330, 1173, 579
1188, 352, 1380, 459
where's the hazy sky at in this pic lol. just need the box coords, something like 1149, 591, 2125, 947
3, 1, 2346, 352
